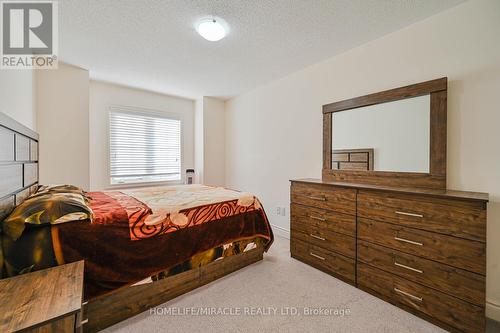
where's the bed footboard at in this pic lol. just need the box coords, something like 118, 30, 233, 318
84, 247, 264, 333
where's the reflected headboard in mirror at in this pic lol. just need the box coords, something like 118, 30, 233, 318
322, 77, 447, 189
0, 112, 39, 222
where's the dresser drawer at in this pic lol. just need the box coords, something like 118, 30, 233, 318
290, 203, 355, 237
358, 263, 484, 333
291, 238, 355, 283
291, 223, 355, 258
291, 182, 356, 215
358, 218, 485, 275
357, 190, 486, 242
357, 240, 485, 306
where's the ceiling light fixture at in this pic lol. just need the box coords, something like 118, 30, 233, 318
196, 18, 227, 42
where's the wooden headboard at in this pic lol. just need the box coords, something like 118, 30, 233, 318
0, 112, 39, 221
332, 148, 374, 171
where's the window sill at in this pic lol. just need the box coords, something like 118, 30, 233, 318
106, 179, 184, 190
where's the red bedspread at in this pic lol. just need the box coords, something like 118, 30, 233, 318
52, 191, 273, 299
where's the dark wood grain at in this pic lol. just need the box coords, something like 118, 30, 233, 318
357, 240, 485, 306
84, 247, 264, 333
0, 112, 39, 209
31, 315, 76, 333
290, 182, 356, 215
429, 90, 447, 177
323, 78, 448, 190
323, 112, 332, 170
322, 169, 446, 190
357, 263, 485, 333
24, 163, 38, 187
0, 164, 23, 198
338, 162, 368, 171
358, 218, 485, 275
331, 148, 373, 171
290, 203, 356, 237
291, 178, 489, 202
357, 190, 487, 242
30, 140, 38, 161
0, 195, 15, 222
349, 152, 369, 162
0, 113, 38, 140
291, 222, 356, 259
332, 153, 349, 162
0, 126, 14, 161
291, 238, 355, 284
15, 134, 30, 161
323, 77, 447, 113
15, 188, 30, 206
0, 261, 84, 332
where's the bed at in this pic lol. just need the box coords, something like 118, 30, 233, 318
0, 112, 273, 332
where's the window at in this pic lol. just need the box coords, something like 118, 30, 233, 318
109, 108, 181, 185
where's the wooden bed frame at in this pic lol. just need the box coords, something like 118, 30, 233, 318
0, 112, 265, 332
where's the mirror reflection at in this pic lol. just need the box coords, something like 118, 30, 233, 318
331, 95, 430, 173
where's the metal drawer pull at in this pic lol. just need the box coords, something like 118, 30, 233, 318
309, 215, 326, 221
308, 195, 326, 201
394, 262, 423, 274
82, 301, 89, 306
394, 288, 423, 302
310, 234, 326, 241
394, 236, 423, 246
395, 211, 423, 218
81, 319, 89, 325
309, 252, 325, 260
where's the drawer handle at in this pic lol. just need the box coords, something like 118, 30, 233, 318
81, 319, 89, 325
309, 252, 325, 260
394, 261, 423, 274
394, 236, 423, 246
309, 215, 326, 221
310, 234, 326, 241
395, 211, 423, 218
82, 301, 89, 306
308, 195, 326, 201
394, 288, 423, 302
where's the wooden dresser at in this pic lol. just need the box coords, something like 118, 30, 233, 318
290, 178, 488, 333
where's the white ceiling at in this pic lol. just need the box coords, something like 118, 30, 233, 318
59, 0, 465, 100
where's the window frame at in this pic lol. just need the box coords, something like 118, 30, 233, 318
107, 105, 185, 188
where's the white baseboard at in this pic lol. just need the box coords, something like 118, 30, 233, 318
487, 299, 500, 321
270, 224, 290, 239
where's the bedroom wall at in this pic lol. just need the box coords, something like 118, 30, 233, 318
225, 0, 500, 320
193, 97, 226, 186
202, 97, 225, 186
89, 81, 195, 191
0, 70, 36, 130
194, 98, 204, 183
36, 63, 90, 189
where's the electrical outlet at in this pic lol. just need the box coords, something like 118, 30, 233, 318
276, 207, 286, 216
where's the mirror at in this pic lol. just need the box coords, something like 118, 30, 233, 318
331, 95, 430, 173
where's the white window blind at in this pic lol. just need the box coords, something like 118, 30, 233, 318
109, 109, 181, 185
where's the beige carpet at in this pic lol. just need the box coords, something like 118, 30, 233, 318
103, 236, 496, 333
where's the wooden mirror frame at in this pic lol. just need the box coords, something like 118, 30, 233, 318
322, 77, 447, 190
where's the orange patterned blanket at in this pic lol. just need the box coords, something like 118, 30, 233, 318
53, 185, 273, 298
106, 185, 271, 241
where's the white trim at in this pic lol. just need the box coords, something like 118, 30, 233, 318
105, 179, 183, 191
271, 224, 290, 239
486, 299, 500, 321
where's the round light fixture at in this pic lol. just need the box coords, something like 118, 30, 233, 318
196, 18, 227, 41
